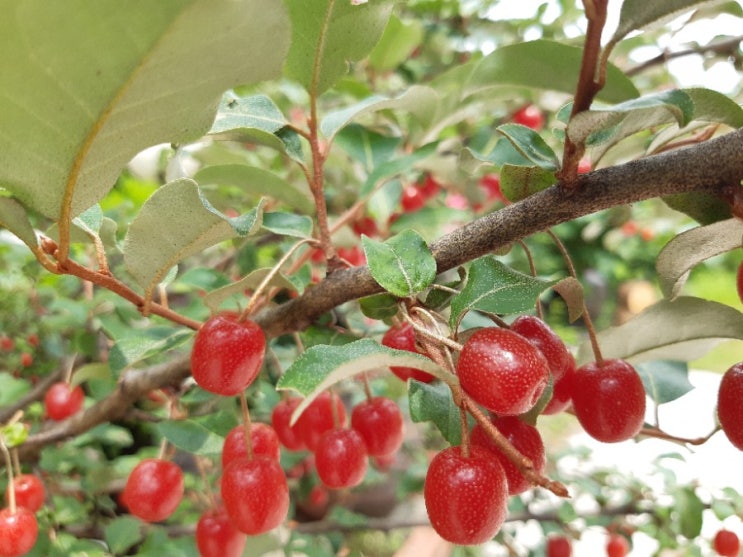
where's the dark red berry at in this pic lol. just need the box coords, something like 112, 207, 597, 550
381, 323, 435, 383
719, 362, 743, 451
351, 397, 404, 457
191, 312, 266, 396
606, 533, 630, 557
222, 423, 281, 470
512, 104, 544, 130
271, 398, 307, 451
511, 315, 573, 382
44, 382, 84, 421
5, 475, 45, 513
547, 535, 572, 557
295, 392, 347, 452
221, 456, 288, 535
714, 529, 740, 556
196, 506, 246, 557
352, 215, 378, 238
456, 327, 550, 415
122, 458, 184, 522
424, 445, 508, 545
470, 416, 545, 495
0, 507, 38, 557
315, 428, 368, 489
401, 185, 426, 212
571, 359, 646, 443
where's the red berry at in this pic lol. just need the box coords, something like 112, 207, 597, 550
577, 158, 592, 174
351, 397, 404, 457
122, 458, 184, 522
352, 215, 378, 238
401, 185, 426, 212
191, 312, 266, 396
295, 392, 347, 452
44, 382, 84, 421
547, 535, 572, 557
572, 359, 646, 443
606, 533, 630, 557
424, 445, 508, 545
315, 428, 368, 489
511, 315, 573, 382
542, 356, 576, 415
714, 529, 740, 556
19, 353, 32, 368
456, 327, 550, 415
0, 507, 38, 557
221, 456, 288, 535
26, 334, 39, 348
6, 475, 45, 513
0, 337, 14, 352
222, 423, 281, 470
337, 245, 366, 267
719, 362, 743, 450
737, 262, 743, 305
371, 452, 396, 471
195, 506, 247, 557
470, 416, 545, 495
512, 104, 545, 130
419, 175, 441, 200
271, 398, 307, 451
479, 174, 503, 202
381, 323, 435, 383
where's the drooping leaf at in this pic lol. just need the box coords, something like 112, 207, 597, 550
465, 40, 639, 104
195, 165, 313, 213
656, 218, 743, 299
496, 123, 560, 171
635, 360, 694, 405
284, 0, 394, 95
277, 338, 452, 422
551, 277, 585, 323
500, 164, 556, 203
0, 0, 290, 220
408, 379, 462, 445
359, 293, 400, 321
674, 486, 704, 539
363, 229, 437, 298
368, 14, 424, 71
610, 0, 718, 47
156, 419, 224, 456
577, 297, 743, 365
108, 328, 194, 375
0, 197, 37, 249
663, 191, 733, 225
204, 268, 297, 314
261, 212, 314, 238
450, 257, 558, 329
123, 179, 264, 295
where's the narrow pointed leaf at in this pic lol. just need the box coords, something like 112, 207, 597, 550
408, 380, 462, 445
261, 212, 314, 238
450, 257, 558, 328
108, 328, 194, 375
500, 164, 556, 203
0, 197, 37, 249
363, 230, 437, 298
496, 123, 560, 171
123, 179, 264, 294
284, 0, 394, 95
635, 360, 693, 405
0, 0, 290, 220
656, 218, 743, 299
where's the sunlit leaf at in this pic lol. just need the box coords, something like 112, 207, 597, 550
108, 328, 194, 375
500, 164, 556, 203
610, 0, 717, 46
408, 379, 462, 445
204, 268, 297, 314
496, 123, 560, 171
363, 230, 437, 298
368, 14, 424, 71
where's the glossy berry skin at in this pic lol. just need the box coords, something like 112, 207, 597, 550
221, 423, 281, 470
737, 262, 743, 305
714, 529, 740, 556
572, 359, 646, 443
470, 416, 545, 495
315, 428, 368, 489
351, 397, 404, 457
606, 534, 630, 557
512, 104, 544, 130
456, 327, 550, 415
195, 506, 246, 557
5, 475, 45, 513
221, 456, 288, 535
424, 445, 508, 545
381, 323, 435, 383
546, 535, 572, 557
0, 507, 38, 557
295, 392, 347, 452
718, 362, 743, 450
44, 382, 84, 421
542, 356, 576, 415
191, 312, 266, 396
122, 459, 184, 522
401, 185, 426, 212
271, 398, 307, 451
511, 315, 573, 383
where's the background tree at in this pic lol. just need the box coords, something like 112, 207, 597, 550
0, 1, 742, 556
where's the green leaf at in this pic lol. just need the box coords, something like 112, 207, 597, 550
0, 375, 30, 407
70, 363, 111, 388
0, 0, 290, 220
204, 268, 297, 314
408, 380, 462, 445
262, 212, 314, 238
359, 293, 400, 321
567, 90, 696, 145
450, 257, 557, 329
674, 486, 704, 539
363, 230, 437, 298
500, 164, 556, 203
123, 179, 264, 295
277, 338, 452, 421
361, 142, 438, 196
335, 125, 403, 172
656, 218, 743, 299
577, 297, 743, 364
156, 419, 224, 455
195, 165, 313, 213
104, 516, 142, 555
635, 360, 693, 405
284, 0, 394, 95
662, 191, 733, 225
465, 40, 639, 104
610, 0, 716, 46
496, 123, 560, 171
368, 14, 423, 71
108, 328, 193, 375
0, 197, 37, 249
1, 423, 29, 448
685, 87, 743, 128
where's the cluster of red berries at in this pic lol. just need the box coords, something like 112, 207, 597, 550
0, 474, 44, 557
1, 334, 40, 374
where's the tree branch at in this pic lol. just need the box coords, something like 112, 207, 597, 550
16, 128, 743, 458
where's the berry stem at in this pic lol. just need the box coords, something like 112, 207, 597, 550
195, 456, 218, 510
328, 390, 341, 430
157, 437, 169, 461
239, 392, 254, 461
459, 406, 470, 458
0, 440, 16, 514
546, 229, 604, 365
361, 373, 373, 402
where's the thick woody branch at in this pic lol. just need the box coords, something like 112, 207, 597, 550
15, 128, 743, 457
